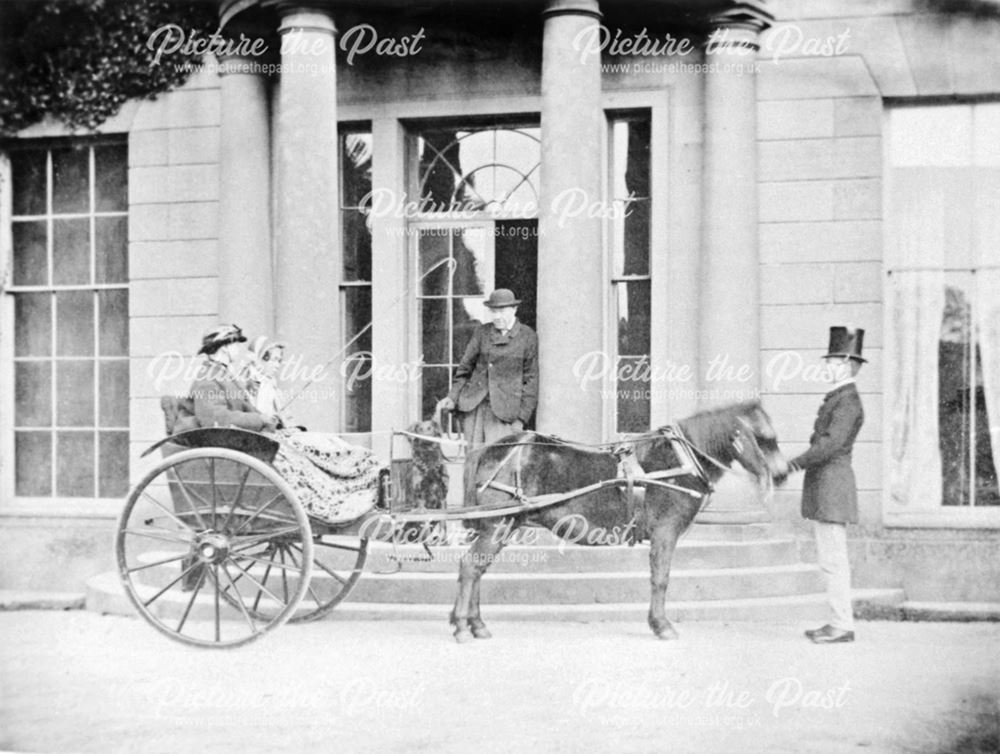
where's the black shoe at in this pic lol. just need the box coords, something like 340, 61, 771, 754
809, 625, 855, 644
804, 624, 832, 639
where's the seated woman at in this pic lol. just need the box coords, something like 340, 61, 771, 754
176, 324, 381, 524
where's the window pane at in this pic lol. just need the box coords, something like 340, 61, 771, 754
12, 220, 47, 286
11, 149, 47, 216
53, 218, 91, 285
453, 300, 484, 362
341, 133, 372, 208
98, 289, 129, 356
15, 431, 51, 496
343, 356, 372, 434
418, 229, 451, 296
56, 431, 94, 497
94, 143, 127, 212
57, 290, 94, 356
940, 278, 973, 505
622, 199, 650, 276
451, 228, 487, 296
342, 210, 372, 282
52, 146, 90, 214
95, 216, 128, 283
973, 344, 999, 505
420, 299, 449, 365
612, 119, 651, 199
99, 431, 130, 498
421, 366, 451, 422
343, 287, 371, 354
57, 361, 95, 426
617, 356, 651, 434
15, 361, 52, 427
617, 280, 651, 356
14, 292, 51, 357
99, 360, 129, 427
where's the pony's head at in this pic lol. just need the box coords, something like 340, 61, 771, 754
731, 402, 789, 488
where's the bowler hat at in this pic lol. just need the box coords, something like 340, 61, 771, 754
823, 326, 866, 363
484, 289, 520, 308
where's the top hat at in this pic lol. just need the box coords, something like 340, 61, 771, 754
823, 326, 866, 363
198, 323, 247, 355
484, 289, 520, 308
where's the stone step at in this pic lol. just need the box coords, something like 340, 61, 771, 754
362, 539, 802, 573
126, 554, 826, 605
85, 572, 904, 625
346, 563, 825, 604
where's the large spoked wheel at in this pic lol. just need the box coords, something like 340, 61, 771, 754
285, 534, 368, 623
116, 448, 313, 648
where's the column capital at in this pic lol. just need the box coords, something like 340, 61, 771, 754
705, 1, 773, 50
275, 4, 337, 35
542, 0, 602, 21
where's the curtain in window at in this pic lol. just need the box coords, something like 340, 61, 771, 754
975, 169, 1000, 488
887, 168, 945, 509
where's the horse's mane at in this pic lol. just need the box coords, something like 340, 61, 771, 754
674, 401, 760, 460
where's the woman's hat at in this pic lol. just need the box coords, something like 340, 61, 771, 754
249, 335, 287, 361
484, 289, 520, 308
198, 324, 247, 355
823, 326, 867, 363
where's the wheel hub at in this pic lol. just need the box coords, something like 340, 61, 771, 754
194, 532, 230, 565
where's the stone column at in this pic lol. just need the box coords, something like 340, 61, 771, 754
697, 3, 772, 523
536, 0, 604, 443
273, 6, 341, 431
699, 3, 770, 405
217, 55, 274, 338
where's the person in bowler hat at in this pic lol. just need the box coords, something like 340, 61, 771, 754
436, 289, 539, 448
787, 326, 866, 644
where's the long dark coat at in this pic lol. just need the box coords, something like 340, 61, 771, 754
174, 360, 274, 433
448, 320, 539, 424
792, 382, 864, 524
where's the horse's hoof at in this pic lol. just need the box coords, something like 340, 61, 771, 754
655, 627, 679, 641
471, 625, 492, 640
454, 629, 474, 644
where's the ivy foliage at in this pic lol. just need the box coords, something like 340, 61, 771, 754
0, 0, 217, 134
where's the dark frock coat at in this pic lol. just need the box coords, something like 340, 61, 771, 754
448, 320, 539, 424
792, 382, 865, 524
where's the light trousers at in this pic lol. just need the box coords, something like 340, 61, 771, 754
812, 520, 854, 631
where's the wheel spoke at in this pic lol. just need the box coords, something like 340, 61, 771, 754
212, 565, 221, 642
226, 557, 289, 608
234, 552, 305, 574
139, 491, 198, 534
142, 561, 203, 609
219, 564, 260, 635
292, 542, 349, 586
168, 468, 210, 530
230, 526, 304, 550
219, 466, 252, 531
122, 527, 194, 547
125, 552, 192, 574
209, 458, 218, 529
283, 545, 322, 607
279, 546, 290, 606
176, 566, 207, 633
232, 492, 290, 535
316, 540, 364, 554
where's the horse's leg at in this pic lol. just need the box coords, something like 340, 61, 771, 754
648, 516, 684, 640
450, 520, 508, 643
468, 519, 514, 639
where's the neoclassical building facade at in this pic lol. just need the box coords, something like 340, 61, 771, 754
2, 0, 999, 604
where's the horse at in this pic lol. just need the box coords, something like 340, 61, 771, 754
448, 401, 789, 643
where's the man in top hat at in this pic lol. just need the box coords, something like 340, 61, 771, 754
788, 326, 866, 644
436, 289, 539, 448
